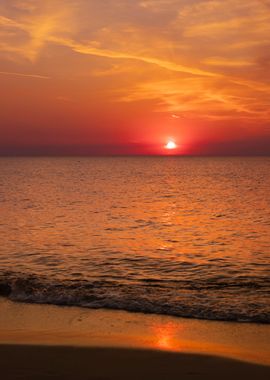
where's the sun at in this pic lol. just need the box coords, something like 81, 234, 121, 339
165, 140, 177, 150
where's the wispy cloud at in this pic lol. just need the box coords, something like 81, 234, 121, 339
203, 57, 254, 67
0, 4, 75, 61
0, 0, 269, 129
120, 77, 270, 122
0, 71, 49, 79
51, 36, 219, 78
52, 36, 270, 96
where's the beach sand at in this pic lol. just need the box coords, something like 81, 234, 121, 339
1, 345, 270, 380
0, 297, 269, 379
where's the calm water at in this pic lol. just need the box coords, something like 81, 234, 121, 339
0, 157, 269, 323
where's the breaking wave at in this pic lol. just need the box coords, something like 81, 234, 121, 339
1, 271, 269, 324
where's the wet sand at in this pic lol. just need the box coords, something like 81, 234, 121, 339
0, 297, 269, 379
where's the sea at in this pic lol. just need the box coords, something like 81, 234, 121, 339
0, 157, 269, 323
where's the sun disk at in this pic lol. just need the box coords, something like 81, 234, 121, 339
165, 140, 177, 150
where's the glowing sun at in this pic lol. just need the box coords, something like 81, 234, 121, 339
165, 140, 177, 150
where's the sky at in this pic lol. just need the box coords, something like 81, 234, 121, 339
0, 0, 270, 155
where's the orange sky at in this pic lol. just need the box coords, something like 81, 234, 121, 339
0, 0, 270, 155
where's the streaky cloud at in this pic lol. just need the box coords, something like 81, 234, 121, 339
51, 37, 220, 78
0, 71, 49, 79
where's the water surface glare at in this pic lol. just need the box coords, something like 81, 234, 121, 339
0, 157, 269, 322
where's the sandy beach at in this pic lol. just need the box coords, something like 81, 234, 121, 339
0, 297, 269, 379
1, 344, 270, 380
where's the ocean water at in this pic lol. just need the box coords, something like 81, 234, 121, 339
0, 157, 269, 323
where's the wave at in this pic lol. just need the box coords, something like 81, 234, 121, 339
0, 271, 269, 324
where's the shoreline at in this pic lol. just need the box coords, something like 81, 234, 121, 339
1, 297, 269, 366
1, 297, 270, 379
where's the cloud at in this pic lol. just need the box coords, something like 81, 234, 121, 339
120, 77, 270, 122
0, 2, 76, 61
55, 36, 270, 94
0, 0, 269, 127
202, 57, 254, 67
139, 0, 180, 11
51, 36, 219, 78
0, 71, 49, 79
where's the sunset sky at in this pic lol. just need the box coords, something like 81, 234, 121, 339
0, 0, 270, 155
